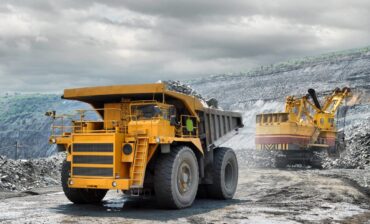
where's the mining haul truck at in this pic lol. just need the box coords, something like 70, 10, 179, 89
255, 87, 351, 168
47, 83, 243, 209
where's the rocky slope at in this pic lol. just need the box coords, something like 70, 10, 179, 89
0, 94, 91, 159
322, 117, 370, 169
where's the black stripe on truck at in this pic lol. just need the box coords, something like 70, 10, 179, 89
73, 167, 113, 177
73, 155, 113, 164
73, 143, 113, 152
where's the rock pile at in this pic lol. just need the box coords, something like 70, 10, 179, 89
162, 80, 218, 108
162, 80, 205, 100
0, 153, 64, 191
323, 118, 370, 169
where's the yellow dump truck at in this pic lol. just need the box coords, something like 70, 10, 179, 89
48, 83, 243, 209
255, 87, 351, 168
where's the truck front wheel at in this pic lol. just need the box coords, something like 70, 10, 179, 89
154, 146, 199, 209
207, 147, 238, 199
61, 161, 107, 204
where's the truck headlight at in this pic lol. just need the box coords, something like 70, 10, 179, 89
123, 144, 132, 155
156, 137, 161, 143
112, 181, 117, 187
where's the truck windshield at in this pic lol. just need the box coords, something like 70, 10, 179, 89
131, 104, 166, 120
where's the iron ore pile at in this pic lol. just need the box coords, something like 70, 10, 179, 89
162, 80, 218, 108
0, 153, 64, 191
323, 117, 370, 169
162, 80, 205, 100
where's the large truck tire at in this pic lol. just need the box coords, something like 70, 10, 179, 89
154, 145, 199, 209
207, 147, 238, 199
61, 161, 107, 204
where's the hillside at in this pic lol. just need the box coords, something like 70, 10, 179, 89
0, 94, 91, 159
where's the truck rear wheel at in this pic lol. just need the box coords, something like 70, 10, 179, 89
207, 147, 238, 199
61, 161, 107, 204
154, 146, 199, 209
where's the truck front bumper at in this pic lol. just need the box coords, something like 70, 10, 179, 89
68, 177, 130, 190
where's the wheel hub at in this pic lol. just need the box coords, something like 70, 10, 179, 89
177, 162, 192, 194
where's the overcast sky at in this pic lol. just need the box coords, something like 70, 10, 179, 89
0, 0, 369, 93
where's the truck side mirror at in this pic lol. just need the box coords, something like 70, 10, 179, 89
170, 115, 177, 126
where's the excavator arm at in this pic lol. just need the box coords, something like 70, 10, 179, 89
321, 87, 351, 114
284, 87, 351, 126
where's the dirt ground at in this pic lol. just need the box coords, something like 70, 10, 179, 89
1, 167, 370, 224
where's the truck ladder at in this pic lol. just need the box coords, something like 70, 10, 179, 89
130, 136, 149, 188
121, 102, 130, 133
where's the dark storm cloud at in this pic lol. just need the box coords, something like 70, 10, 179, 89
0, 0, 369, 93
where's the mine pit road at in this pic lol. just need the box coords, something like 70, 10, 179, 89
1, 168, 370, 224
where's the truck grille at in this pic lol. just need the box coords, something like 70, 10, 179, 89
72, 143, 114, 177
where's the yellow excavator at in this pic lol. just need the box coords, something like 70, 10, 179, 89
255, 87, 352, 167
